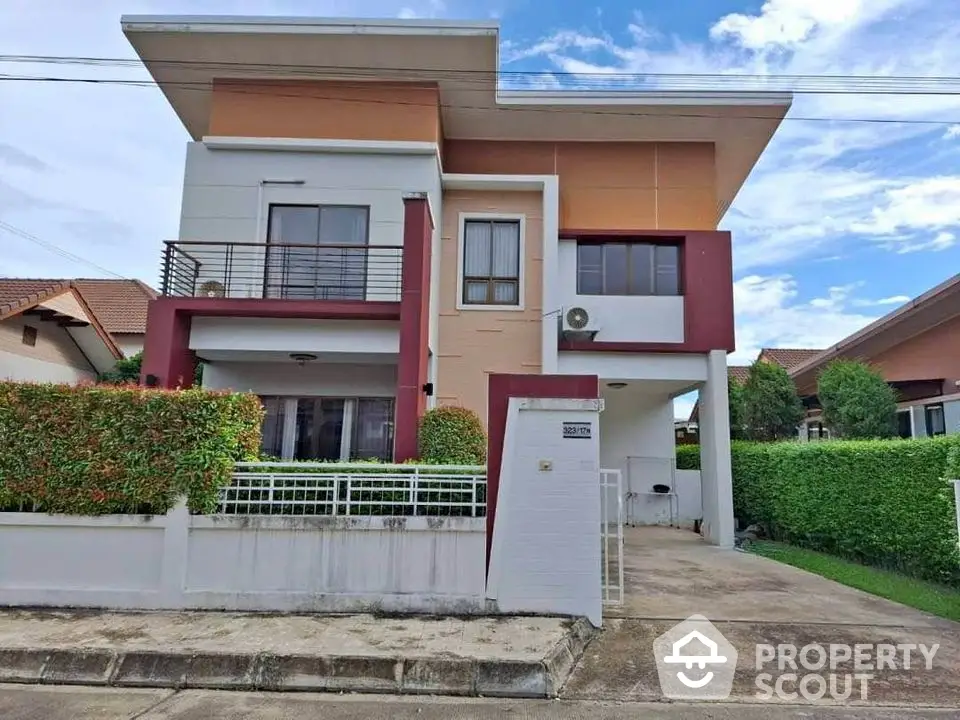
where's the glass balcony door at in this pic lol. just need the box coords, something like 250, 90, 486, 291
266, 205, 369, 300
260, 396, 395, 462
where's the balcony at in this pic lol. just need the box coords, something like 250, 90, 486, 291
160, 241, 403, 302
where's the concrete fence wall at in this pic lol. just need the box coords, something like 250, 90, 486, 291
0, 502, 487, 614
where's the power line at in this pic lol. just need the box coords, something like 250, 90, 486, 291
0, 221, 128, 280
4, 73, 960, 126
5, 53, 960, 91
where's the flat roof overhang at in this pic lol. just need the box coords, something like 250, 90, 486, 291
122, 15, 792, 221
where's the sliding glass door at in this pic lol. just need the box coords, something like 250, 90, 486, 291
259, 396, 395, 461
266, 205, 369, 300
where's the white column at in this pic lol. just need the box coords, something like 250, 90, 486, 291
954, 480, 960, 559
698, 350, 735, 548
540, 176, 560, 374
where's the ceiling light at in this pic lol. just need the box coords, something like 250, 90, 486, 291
606, 382, 628, 390
289, 353, 318, 366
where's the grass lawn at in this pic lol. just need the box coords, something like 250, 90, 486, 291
748, 540, 960, 623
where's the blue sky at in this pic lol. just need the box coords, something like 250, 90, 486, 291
3, 0, 960, 419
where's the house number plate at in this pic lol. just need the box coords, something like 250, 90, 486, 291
562, 422, 592, 439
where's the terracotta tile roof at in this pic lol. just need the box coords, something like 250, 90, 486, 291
71, 279, 156, 334
760, 348, 825, 370
728, 365, 751, 384
0, 279, 70, 319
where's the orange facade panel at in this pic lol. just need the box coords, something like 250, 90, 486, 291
870, 315, 960, 386
208, 80, 441, 143
444, 140, 717, 230
436, 190, 544, 425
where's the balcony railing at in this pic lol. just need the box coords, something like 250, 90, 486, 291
161, 241, 404, 301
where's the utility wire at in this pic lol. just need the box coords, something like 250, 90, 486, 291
6, 53, 960, 91
0, 221, 128, 280
4, 73, 960, 126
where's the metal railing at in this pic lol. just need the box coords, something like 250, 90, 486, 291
600, 468, 625, 606
218, 462, 488, 517
161, 241, 404, 301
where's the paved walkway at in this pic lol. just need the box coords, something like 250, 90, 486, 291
2, 685, 958, 719
564, 526, 960, 707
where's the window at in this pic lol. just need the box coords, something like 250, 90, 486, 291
896, 409, 913, 438
266, 205, 369, 300
577, 241, 680, 296
258, 396, 395, 461
806, 421, 830, 441
925, 403, 946, 437
461, 219, 521, 306
21, 325, 37, 347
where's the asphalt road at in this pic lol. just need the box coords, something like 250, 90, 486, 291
0, 685, 956, 720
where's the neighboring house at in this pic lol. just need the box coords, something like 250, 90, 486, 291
125, 9, 791, 507
791, 273, 960, 440
70, 279, 156, 357
0, 280, 122, 383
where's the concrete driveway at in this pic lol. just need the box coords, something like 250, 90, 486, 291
565, 526, 960, 707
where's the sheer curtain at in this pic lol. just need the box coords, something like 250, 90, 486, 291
491, 222, 519, 303
463, 221, 491, 303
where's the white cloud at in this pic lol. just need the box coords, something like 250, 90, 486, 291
893, 230, 956, 254
710, 0, 871, 50
853, 294, 910, 306
943, 125, 960, 139
397, 8, 418, 18
731, 275, 880, 363
507, 0, 960, 270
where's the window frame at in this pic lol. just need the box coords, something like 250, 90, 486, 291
263, 203, 371, 300
575, 239, 683, 297
925, 402, 946, 437
258, 395, 396, 462
456, 213, 525, 311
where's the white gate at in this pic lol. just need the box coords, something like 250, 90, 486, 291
600, 468, 624, 606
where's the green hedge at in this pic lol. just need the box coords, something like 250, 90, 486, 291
0, 382, 262, 515
418, 406, 486, 465
732, 438, 960, 586
676, 444, 701, 470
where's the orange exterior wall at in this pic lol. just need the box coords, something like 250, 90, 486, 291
436, 190, 543, 425
208, 80, 441, 143
444, 140, 717, 230
869, 315, 960, 389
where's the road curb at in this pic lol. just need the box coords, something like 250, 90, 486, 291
0, 618, 597, 699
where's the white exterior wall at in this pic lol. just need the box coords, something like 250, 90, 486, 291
112, 334, 144, 358
201, 361, 397, 397
557, 239, 684, 344
0, 506, 486, 613
557, 351, 707, 382
189, 317, 399, 356
487, 398, 602, 627
600, 390, 676, 526
674, 469, 703, 528
0, 350, 96, 384
180, 141, 442, 311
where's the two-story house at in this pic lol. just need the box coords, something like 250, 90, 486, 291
126, 16, 790, 514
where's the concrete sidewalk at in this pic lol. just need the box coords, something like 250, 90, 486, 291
0, 610, 593, 698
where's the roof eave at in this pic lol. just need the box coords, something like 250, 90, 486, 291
121, 15, 500, 37
789, 273, 960, 379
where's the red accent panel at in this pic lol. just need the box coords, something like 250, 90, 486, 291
394, 196, 434, 462
140, 299, 195, 389
155, 297, 400, 321
558, 229, 734, 354
485, 373, 599, 571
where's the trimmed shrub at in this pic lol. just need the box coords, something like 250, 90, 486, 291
742, 361, 804, 441
418, 406, 486, 465
0, 382, 262, 515
732, 438, 960, 586
818, 359, 897, 439
676, 444, 701, 470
